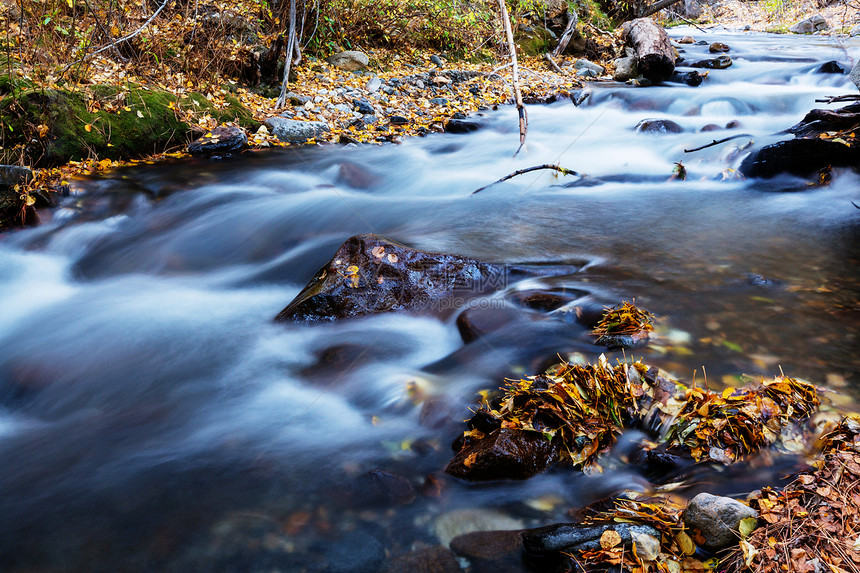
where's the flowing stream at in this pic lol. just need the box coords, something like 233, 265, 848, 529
1, 29, 858, 571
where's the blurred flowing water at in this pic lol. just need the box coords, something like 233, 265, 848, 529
0, 29, 858, 572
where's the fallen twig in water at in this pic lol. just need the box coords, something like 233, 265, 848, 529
471, 164, 579, 195
684, 133, 752, 153
814, 94, 860, 104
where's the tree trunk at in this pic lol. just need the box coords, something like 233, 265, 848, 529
551, 10, 578, 58
638, 0, 685, 18
275, 0, 299, 109
621, 17, 675, 82
497, 0, 527, 152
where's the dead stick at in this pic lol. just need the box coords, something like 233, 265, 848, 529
543, 53, 566, 75
684, 133, 752, 153
471, 164, 579, 195
497, 0, 528, 154
815, 94, 860, 103
673, 14, 709, 33
65, 0, 170, 69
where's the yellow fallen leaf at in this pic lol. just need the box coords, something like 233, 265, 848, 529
600, 529, 622, 550
84, 124, 92, 132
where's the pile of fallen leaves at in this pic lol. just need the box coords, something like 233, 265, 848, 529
465, 356, 820, 469
723, 415, 860, 572
592, 300, 655, 346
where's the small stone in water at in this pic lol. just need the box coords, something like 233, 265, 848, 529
709, 42, 730, 53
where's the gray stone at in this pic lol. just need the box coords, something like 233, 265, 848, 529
850, 24, 860, 37
263, 117, 329, 143
334, 103, 352, 114
682, 493, 758, 551
365, 76, 382, 92
429, 97, 448, 106
851, 60, 860, 91
614, 56, 639, 81
577, 68, 598, 78
682, 0, 703, 19
353, 98, 375, 114
325, 50, 369, 71
0, 165, 33, 190
573, 58, 605, 75
789, 14, 828, 34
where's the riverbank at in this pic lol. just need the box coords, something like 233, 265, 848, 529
3, 0, 857, 230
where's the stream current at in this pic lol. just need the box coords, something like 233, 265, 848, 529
0, 29, 858, 571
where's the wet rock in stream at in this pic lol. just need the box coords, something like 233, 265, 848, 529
274, 234, 505, 322
739, 137, 860, 179
445, 428, 560, 481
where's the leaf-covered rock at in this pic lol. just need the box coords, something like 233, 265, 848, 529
275, 233, 505, 322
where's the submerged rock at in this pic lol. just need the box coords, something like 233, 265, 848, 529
383, 547, 461, 573
682, 493, 758, 551
274, 234, 504, 322
446, 428, 559, 481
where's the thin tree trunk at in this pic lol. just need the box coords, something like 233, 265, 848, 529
276, 0, 299, 109
497, 0, 527, 153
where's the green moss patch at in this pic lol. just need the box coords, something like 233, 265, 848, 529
0, 83, 257, 167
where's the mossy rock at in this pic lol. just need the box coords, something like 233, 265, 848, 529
0, 84, 257, 167
515, 25, 556, 56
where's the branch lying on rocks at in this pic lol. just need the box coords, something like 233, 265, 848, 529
471, 164, 580, 195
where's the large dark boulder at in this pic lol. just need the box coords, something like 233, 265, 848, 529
787, 103, 860, 137
445, 428, 559, 481
739, 138, 860, 178
275, 234, 504, 322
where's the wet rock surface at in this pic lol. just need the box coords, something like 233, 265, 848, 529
275, 234, 504, 322
446, 428, 559, 481
690, 55, 732, 69
187, 125, 248, 155
739, 137, 860, 178
635, 118, 683, 134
